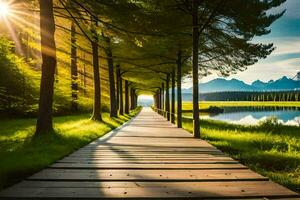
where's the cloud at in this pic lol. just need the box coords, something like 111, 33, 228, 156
267, 37, 300, 56
270, 0, 300, 19
182, 50, 300, 87
284, 0, 300, 19
229, 56, 299, 84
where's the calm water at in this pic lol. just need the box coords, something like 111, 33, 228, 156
202, 106, 300, 126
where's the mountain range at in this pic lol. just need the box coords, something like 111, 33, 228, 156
182, 76, 300, 93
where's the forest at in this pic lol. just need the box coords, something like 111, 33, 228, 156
0, 0, 286, 137
199, 90, 300, 101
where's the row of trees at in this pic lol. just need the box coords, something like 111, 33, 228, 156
199, 91, 300, 101
5, 0, 285, 137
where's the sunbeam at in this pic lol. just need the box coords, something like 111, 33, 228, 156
0, 1, 10, 17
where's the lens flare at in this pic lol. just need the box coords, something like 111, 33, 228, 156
0, 2, 10, 17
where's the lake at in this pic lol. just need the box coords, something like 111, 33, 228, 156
201, 106, 300, 126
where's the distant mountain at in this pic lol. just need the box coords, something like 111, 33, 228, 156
251, 80, 268, 89
263, 76, 299, 90
182, 76, 300, 93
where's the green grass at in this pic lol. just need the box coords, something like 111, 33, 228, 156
182, 101, 300, 110
0, 107, 141, 190
182, 117, 300, 192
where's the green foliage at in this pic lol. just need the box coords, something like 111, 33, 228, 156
0, 107, 141, 190
0, 36, 36, 115
258, 116, 283, 132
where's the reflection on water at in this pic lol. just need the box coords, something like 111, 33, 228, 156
202, 106, 300, 126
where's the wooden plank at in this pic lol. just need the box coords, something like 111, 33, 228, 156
68, 153, 226, 157
27, 169, 267, 181
78, 147, 220, 151
62, 157, 232, 162
57, 160, 238, 164
50, 163, 248, 169
1, 181, 298, 199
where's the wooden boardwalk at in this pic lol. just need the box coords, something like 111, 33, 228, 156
1, 108, 299, 199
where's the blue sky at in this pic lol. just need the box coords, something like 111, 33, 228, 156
197, 0, 300, 85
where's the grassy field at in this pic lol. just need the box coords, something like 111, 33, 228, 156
0, 108, 141, 190
182, 101, 300, 110
182, 117, 300, 192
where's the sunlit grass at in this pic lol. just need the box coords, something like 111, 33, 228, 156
0, 108, 141, 190
181, 117, 300, 192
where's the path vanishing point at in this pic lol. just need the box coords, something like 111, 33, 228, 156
0, 108, 299, 199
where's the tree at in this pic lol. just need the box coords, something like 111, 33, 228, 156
70, 22, 78, 111
35, 0, 57, 135
125, 80, 129, 114
165, 74, 170, 121
90, 18, 102, 121
192, 0, 200, 138
177, 50, 183, 128
104, 36, 118, 117
171, 68, 175, 124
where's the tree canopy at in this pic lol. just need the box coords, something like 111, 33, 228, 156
0, 0, 286, 135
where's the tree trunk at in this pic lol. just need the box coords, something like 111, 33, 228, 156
192, 0, 200, 138
135, 93, 137, 109
157, 90, 160, 109
130, 88, 134, 110
35, 0, 57, 135
119, 77, 124, 115
177, 51, 182, 128
161, 82, 164, 116
125, 80, 129, 114
70, 22, 78, 111
131, 89, 136, 110
166, 74, 170, 121
91, 20, 102, 121
116, 65, 120, 111
158, 88, 161, 114
82, 52, 87, 96
105, 38, 117, 117
171, 69, 175, 124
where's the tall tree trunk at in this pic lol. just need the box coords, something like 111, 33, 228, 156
135, 92, 137, 108
177, 51, 182, 128
91, 20, 102, 121
192, 0, 200, 138
82, 52, 87, 96
171, 69, 175, 124
116, 65, 120, 111
161, 82, 164, 116
70, 22, 78, 111
130, 88, 134, 110
125, 80, 129, 114
158, 88, 161, 114
35, 0, 57, 135
105, 37, 117, 117
131, 89, 136, 110
166, 74, 170, 121
119, 77, 124, 115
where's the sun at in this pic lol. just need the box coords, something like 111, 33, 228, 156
0, 2, 10, 17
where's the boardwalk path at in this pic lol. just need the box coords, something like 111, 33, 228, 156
1, 108, 299, 199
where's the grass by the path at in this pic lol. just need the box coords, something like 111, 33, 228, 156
182, 117, 300, 192
0, 108, 141, 190
182, 101, 300, 110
